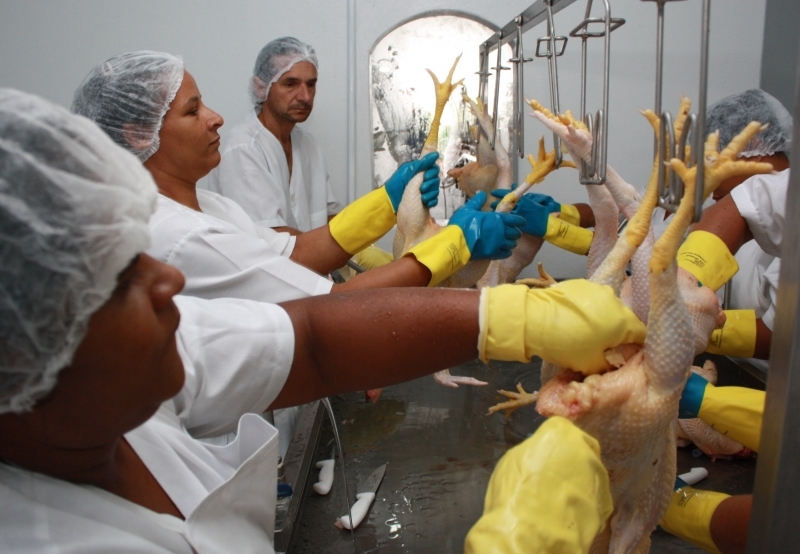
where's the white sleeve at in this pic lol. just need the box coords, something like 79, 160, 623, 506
730, 171, 788, 257
171, 295, 295, 438
211, 143, 290, 228
166, 226, 333, 303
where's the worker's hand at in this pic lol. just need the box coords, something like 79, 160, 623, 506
449, 191, 525, 259
679, 371, 764, 452
383, 152, 440, 212
660, 485, 728, 554
405, 192, 525, 286
705, 309, 757, 358
491, 190, 554, 237
465, 416, 612, 554
478, 281, 646, 374
677, 230, 739, 291
491, 188, 581, 225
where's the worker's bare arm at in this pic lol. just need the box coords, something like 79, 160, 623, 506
710, 494, 751, 554
272, 225, 302, 236
289, 224, 351, 273
332, 256, 432, 291
270, 288, 480, 409
690, 194, 754, 255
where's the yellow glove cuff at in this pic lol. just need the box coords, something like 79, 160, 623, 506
558, 203, 582, 226
660, 487, 727, 554
478, 281, 646, 374
699, 384, 765, 452
705, 309, 757, 358
328, 187, 396, 255
676, 230, 739, 291
544, 216, 594, 255
405, 225, 471, 287
465, 417, 612, 554
354, 244, 394, 270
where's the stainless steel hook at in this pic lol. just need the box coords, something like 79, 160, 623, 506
569, 0, 625, 184
535, 0, 568, 167
509, 15, 534, 159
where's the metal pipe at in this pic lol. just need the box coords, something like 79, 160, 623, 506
490, 31, 507, 149
509, 16, 533, 159
543, 0, 564, 167
693, 0, 711, 222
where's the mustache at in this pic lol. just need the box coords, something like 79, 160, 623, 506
290, 102, 312, 110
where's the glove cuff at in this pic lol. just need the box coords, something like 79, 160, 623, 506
478, 284, 531, 363
405, 225, 471, 286
354, 244, 394, 270
558, 203, 581, 226
329, 188, 396, 255
700, 385, 765, 452
705, 309, 757, 358
676, 231, 739, 291
544, 217, 594, 255
660, 487, 727, 554
678, 372, 709, 418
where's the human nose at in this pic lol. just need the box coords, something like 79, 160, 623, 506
297, 84, 312, 102
205, 106, 224, 130
147, 256, 185, 310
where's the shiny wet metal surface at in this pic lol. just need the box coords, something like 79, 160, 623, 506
289, 357, 758, 553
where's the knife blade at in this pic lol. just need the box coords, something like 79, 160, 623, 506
336, 463, 386, 530
313, 445, 336, 495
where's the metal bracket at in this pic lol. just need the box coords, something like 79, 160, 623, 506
509, 16, 534, 159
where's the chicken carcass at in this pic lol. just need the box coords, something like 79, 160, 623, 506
535, 121, 773, 553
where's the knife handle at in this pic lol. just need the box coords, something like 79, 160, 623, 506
338, 492, 375, 530
313, 459, 335, 495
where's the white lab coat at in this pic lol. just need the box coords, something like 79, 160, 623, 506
0, 295, 294, 553
208, 111, 343, 232
148, 189, 333, 304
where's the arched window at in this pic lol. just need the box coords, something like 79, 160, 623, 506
369, 12, 514, 218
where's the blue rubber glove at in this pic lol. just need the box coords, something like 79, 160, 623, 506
491, 187, 562, 215
449, 191, 525, 259
489, 192, 553, 237
384, 152, 440, 212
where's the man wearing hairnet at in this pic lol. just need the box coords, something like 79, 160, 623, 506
208, 37, 339, 234
0, 89, 647, 552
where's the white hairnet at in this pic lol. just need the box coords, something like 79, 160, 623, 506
0, 89, 157, 414
250, 37, 318, 106
706, 89, 793, 158
71, 51, 184, 162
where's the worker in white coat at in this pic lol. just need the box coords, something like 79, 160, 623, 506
72, 51, 525, 305
0, 89, 647, 552
209, 37, 337, 235
72, 50, 525, 456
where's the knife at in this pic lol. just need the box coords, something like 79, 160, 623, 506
336, 463, 386, 530
313, 445, 336, 495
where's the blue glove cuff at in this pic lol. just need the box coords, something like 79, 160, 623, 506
679, 372, 709, 419
674, 476, 689, 490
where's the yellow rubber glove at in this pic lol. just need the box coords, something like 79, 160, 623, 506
405, 226, 471, 286
353, 244, 394, 270
660, 486, 728, 554
676, 230, 739, 291
543, 216, 594, 256
328, 187, 397, 255
680, 372, 764, 452
705, 309, 757, 358
478, 281, 647, 374
558, 203, 582, 227
465, 416, 612, 554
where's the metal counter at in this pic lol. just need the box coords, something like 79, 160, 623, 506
287, 356, 761, 553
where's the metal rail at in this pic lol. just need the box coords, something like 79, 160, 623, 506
747, 52, 800, 552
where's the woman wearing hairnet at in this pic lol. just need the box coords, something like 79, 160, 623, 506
71, 51, 526, 303
0, 89, 646, 552
71, 51, 526, 450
